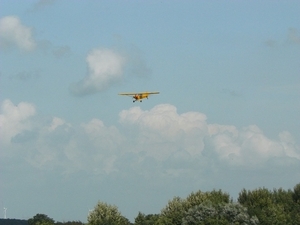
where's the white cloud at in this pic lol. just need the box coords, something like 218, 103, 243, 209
48, 117, 67, 131
120, 104, 300, 165
69, 48, 125, 96
119, 104, 208, 159
0, 99, 36, 145
207, 124, 300, 166
81, 118, 123, 155
1, 100, 299, 176
119, 104, 207, 137
0, 16, 36, 51
279, 131, 300, 159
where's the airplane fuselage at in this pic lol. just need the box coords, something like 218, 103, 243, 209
133, 93, 149, 102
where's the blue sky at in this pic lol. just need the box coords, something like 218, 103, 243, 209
1, 0, 300, 222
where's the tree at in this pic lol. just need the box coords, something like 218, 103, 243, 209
155, 196, 188, 225
291, 183, 300, 224
55, 221, 85, 225
238, 187, 273, 223
134, 212, 159, 225
28, 214, 55, 225
156, 190, 230, 225
143, 214, 159, 225
292, 183, 300, 204
186, 189, 230, 208
134, 212, 146, 225
87, 201, 131, 225
238, 187, 298, 225
182, 201, 259, 225
0, 219, 28, 225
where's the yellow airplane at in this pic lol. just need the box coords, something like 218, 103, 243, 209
118, 91, 160, 102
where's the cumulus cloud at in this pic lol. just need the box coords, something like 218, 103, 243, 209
0, 99, 36, 145
119, 104, 208, 160
0, 16, 36, 51
69, 48, 125, 96
1, 99, 299, 177
119, 105, 300, 166
207, 124, 296, 166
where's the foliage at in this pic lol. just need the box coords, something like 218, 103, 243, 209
186, 189, 231, 207
28, 214, 55, 225
238, 183, 300, 225
155, 189, 230, 225
292, 183, 300, 204
0, 218, 28, 225
134, 212, 145, 225
155, 196, 188, 225
134, 212, 159, 225
87, 201, 131, 225
291, 183, 300, 224
182, 201, 259, 225
55, 221, 85, 225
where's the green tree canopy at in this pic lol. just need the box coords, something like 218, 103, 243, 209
291, 183, 300, 224
134, 212, 159, 225
28, 214, 55, 225
55, 221, 85, 225
186, 189, 230, 207
87, 201, 131, 225
156, 189, 230, 225
155, 196, 187, 225
182, 201, 259, 225
238, 184, 300, 225
292, 183, 300, 204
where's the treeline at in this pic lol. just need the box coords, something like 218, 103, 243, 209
0, 217, 84, 225
87, 183, 300, 225
0, 219, 28, 225
5, 183, 300, 225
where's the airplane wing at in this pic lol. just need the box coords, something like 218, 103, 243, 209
118, 91, 160, 96
118, 92, 137, 96
145, 91, 160, 94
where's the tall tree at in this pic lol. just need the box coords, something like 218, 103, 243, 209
182, 201, 259, 225
87, 201, 131, 225
186, 189, 230, 208
291, 183, 300, 224
134, 212, 159, 225
155, 196, 188, 225
55, 221, 85, 225
238, 186, 299, 225
28, 214, 55, 225
156, 190, 230, 225
134, 212, 146, 225
292, 183, 300, 204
